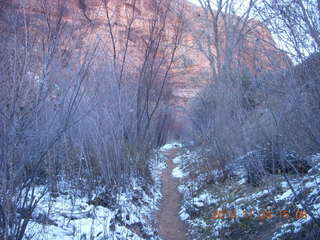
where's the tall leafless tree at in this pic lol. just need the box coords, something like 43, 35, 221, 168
0, 1, 97, 238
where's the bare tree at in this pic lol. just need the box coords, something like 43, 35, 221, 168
91, 0, 185, 182
257, 0, 320, 62
188, 0, 270, 169
191, 0, 264, 78
0, 1, 97, 238
0, 0, 185, 238
187, 0, 294, 177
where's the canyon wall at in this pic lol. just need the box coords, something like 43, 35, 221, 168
3, 0, 289, 128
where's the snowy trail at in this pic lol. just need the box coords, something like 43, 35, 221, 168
158, 146, 188, 240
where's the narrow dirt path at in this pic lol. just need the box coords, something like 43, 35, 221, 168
158, 148, 188, 240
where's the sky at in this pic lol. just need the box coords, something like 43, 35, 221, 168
188, 0, 200, 5
185, 0, 296, 62
186, 0, 254, 15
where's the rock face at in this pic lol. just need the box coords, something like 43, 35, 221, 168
6, 0, 288, 115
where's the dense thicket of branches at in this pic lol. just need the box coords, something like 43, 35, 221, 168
189, 0, 320, 231
257, 0, 320, 62
0, 2, 92, 238
0, 0, 184, 238
189, 0, 282, 168
190, 0, 319, 170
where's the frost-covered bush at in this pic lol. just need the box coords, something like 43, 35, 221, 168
261, 142, 311, 175
243, 151, 269, 186
243, 144, 311, 186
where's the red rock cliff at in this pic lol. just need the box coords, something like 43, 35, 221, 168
4, 0, 288, 111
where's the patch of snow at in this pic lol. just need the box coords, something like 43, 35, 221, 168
305, 180, 318, 188
238, 178, 246, 184
177, 184, 189, 194
160, 142, 182, 150
311, 153, 320, 162
25, 151, 167, 240
172, 166, 188, 178
275, 189, 293, 202
188, 218, 209, 228
179, 207, 190, 221
192, 191, 218, 207
173, 155, 182, 164
248, 189, 270, 200
281, 181, 288, 188
177, 148, 320, 240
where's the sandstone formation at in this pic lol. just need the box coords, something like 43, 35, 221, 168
4, 0, 288, 115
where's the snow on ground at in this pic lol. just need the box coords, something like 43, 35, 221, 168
270, 155, 320, 239
160, 142, 182, 151
172, 155, 182, 164
192, 191, 219, 207
24, 151, 167, 240
175, 146, 320, 240
172, 166, 188, 178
